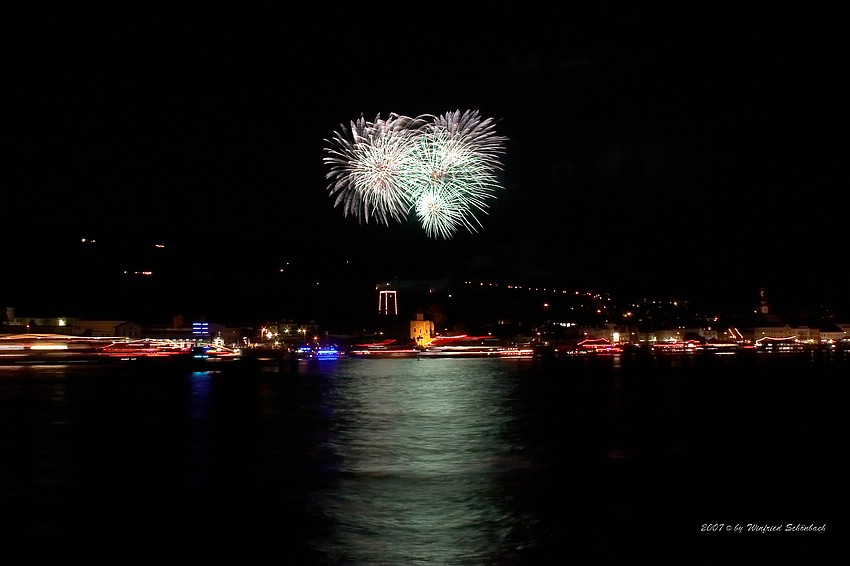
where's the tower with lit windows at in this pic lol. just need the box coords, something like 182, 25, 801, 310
758, 287, 770, 315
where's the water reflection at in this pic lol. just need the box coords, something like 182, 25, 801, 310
1, 352, 841, 561
189, 370, 213, 420
308, 358, 525, 564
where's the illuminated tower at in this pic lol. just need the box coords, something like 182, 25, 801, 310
378, 290, 398, 315
758, 287, 770, 315
410, 313, 434, 346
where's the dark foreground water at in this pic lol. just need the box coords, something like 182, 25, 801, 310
0, 351, 843, 563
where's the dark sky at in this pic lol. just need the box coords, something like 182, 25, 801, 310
5, 28, 847, 323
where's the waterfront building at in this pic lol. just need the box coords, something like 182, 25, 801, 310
410, 313, 434, 347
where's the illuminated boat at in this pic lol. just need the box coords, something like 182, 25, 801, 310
189, 343, 242, 362
754, 336, 805, 352
418, 335, 506, 358
0, 334, 241, 364
498, 346, 535, 359
0, 333, 110, 363
651, 339, 702, 354
701, 340, 742, 354
349, 339, 420, 358
294, 343, 341, 360
100, 339, 191, 360
574, 338, 623, 355
98, 340, 240, 362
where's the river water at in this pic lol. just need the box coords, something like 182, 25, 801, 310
0, 351, 842, 563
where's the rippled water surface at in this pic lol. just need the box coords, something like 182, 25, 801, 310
0, 352, 842, 562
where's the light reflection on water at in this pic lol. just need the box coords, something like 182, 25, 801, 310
0, 353, 842, 562
189, 370, 214, 420
309, 359, 525, 565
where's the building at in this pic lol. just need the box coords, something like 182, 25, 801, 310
410, 313, 434, 347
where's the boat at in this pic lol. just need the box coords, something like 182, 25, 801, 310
349, 339, 421, 358
100, 339, 191, 360
293, 343, 342, 360
700, 340, 742, 354
498, 345, 536, 359
651, 339, 702, 354
188, 343, 242, 362
418, 335, 507, 358
98, 340, 240, 363
574, 338, 623, 355
0, 333, 113, 363
754, 335, 806, 352
0, 334, 243, 364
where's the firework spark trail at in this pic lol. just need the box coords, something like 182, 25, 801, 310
323, 110, 507, 239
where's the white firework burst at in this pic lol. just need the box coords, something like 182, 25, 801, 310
323, 113, 427, 225
415, 185, 473, 240
323, 109, 507, 239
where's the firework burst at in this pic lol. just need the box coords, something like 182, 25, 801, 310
429, 109, 508, 173
323, 109, 507, 239
415, 185, 474, 240
323, 113, 428, 225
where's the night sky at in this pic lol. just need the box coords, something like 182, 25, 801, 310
5, 29, 847, 324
